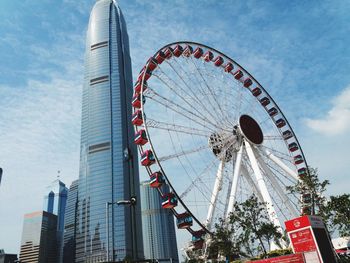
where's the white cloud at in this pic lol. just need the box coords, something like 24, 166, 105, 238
305, 86, 350, 135
0, 25, 83, 253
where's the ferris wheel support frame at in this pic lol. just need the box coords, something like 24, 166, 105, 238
225, 143, 244, 219
206, 160, 225, 230
264, 149, 298, 181
244, 140, 285, 239
241, 164, 264, 202
254, 148, 299, 218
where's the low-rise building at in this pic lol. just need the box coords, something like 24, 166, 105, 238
0, 249, 17, 263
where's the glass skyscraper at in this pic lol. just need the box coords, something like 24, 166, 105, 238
140, 181, 179, 262
76, 0, 143, 262
43, 179, 68, 263
62, 180, 79, 263
19, 211, 58, 263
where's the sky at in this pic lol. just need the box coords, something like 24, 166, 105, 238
0, 0, 349, 255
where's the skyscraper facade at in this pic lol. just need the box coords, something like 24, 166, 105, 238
0, 249, 17, 263
76, 0, 143, 262
140, 181, 179, 262
19, 211, 57, 263
62, 180, 79, 263
43, 179, 68, 263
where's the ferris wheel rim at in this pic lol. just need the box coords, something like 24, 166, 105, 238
133, 41, 309, 240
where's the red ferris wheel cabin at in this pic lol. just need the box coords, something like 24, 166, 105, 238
132, 110, 143, 126
132, 93, 145, 108
176, 212, 193, 229
162, 193, 178, 209
134, 80, 148, 94
134, 129, 148, 146
149, 171, 165, 188
141, 150, 155, 166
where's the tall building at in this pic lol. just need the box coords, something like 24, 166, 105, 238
140, 181, 179, 262
19, 211, 57, 263
43, 179, 68, 263
76, 0, 143, 262
0, 249, 17, 263
62, 180, 79, 263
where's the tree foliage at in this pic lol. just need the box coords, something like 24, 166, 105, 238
287, 166, 350, 237
326, 194, 350, 237
210, 195, 283, 260
287, 167, 329, 217
207, 167, 350, 262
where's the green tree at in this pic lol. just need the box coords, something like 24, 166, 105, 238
256, 222, 282, 251
326, 194, 350, 237
230, 195, 283, 257
287, 167, 329, 217
210, 217, 244, 261
210, 195, 284, 260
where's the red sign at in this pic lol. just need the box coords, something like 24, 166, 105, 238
285, 215, 325, 232
288, 228, 317, 253
247, 253, 305, 263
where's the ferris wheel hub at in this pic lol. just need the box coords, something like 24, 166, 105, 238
208, 125, 242, 162
208, 132, 235, 162
239, 114, 264, 145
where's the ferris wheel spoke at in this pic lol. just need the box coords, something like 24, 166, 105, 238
185, 59, 226, 122
260, 148, 298, 181
166, 130, 218, 214
163, 59, 222, 125
180, 158, 219, 199
200, 73, 235, 127
265, 162, 298, 188
155, 64, 222, 126
146, 85, 224, 132
187, 57, 233, 126
264, 165, 301, 211
259, 116, 273, 126
258, 144, 293, 163
218, 73, 250, 124
197, 66, 237, 127
152, 71, 219, 128
146, 118, 210, 137
264, 135, 284, 141
253, 146, 299, 217
158, 145, 208, 162
145, 89, 220, 132
265, 162, 301, 204
268, 189, 290, 222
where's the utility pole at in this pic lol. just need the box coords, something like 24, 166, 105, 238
105, 197, 137, 262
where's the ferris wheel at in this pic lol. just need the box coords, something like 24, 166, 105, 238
131, 41, 310, 253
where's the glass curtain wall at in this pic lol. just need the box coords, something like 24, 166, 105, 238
76, 1, 143, 262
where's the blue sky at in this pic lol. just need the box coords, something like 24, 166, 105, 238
0, 0, 349, 255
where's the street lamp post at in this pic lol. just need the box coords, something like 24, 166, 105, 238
105, 197, 137, 262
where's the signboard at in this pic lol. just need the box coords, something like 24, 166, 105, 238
247, 253, 305, 263
285, 215, 312, 232
285, 215, 337, 263
285, 215, 325, 232
289, 228, 317, 253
